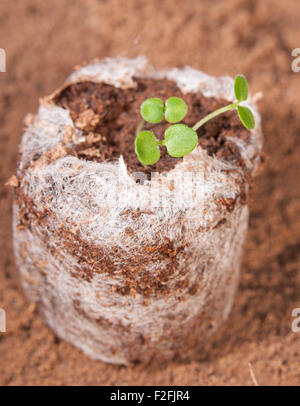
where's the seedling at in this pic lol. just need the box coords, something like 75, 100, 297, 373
135, 75, 255, 165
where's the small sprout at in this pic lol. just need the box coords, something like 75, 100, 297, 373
165, 97, 188, 123
237, 105, 255, 129
163, 124, 198, 157
140, 98, 164, 123
234, 74, 248, 101
135, 130, 160, 165
135, 74, 256, 165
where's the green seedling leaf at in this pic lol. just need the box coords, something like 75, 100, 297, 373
234, 75, 248, 102
135, 74, 253, 165
140, 98, 164, 123
135, 131, 160, 165
163, 124, 198, 157
237, 105, 255, 130
165, 97, 188, 123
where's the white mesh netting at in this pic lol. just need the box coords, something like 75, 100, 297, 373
13, 57, 263, 364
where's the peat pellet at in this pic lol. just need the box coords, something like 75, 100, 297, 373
13, 57, 263, 365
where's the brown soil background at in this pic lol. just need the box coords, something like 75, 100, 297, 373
0, 0, 300, 386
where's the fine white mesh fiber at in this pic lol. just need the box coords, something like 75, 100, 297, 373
13, 57, 263, 364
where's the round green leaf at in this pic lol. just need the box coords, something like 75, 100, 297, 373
234, 75, 248, 102
237, 105, 255, 130
163, 124, 198, 157
135, 131, 160, 165
140, 98, 164, 123
165, 97, 188, 123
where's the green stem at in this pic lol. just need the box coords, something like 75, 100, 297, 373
192, 101, 239, 131
135, 120, 144, 137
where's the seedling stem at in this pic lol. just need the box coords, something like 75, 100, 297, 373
192, 101, 239, 131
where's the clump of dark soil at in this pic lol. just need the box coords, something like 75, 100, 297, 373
55, 78, 250, 174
